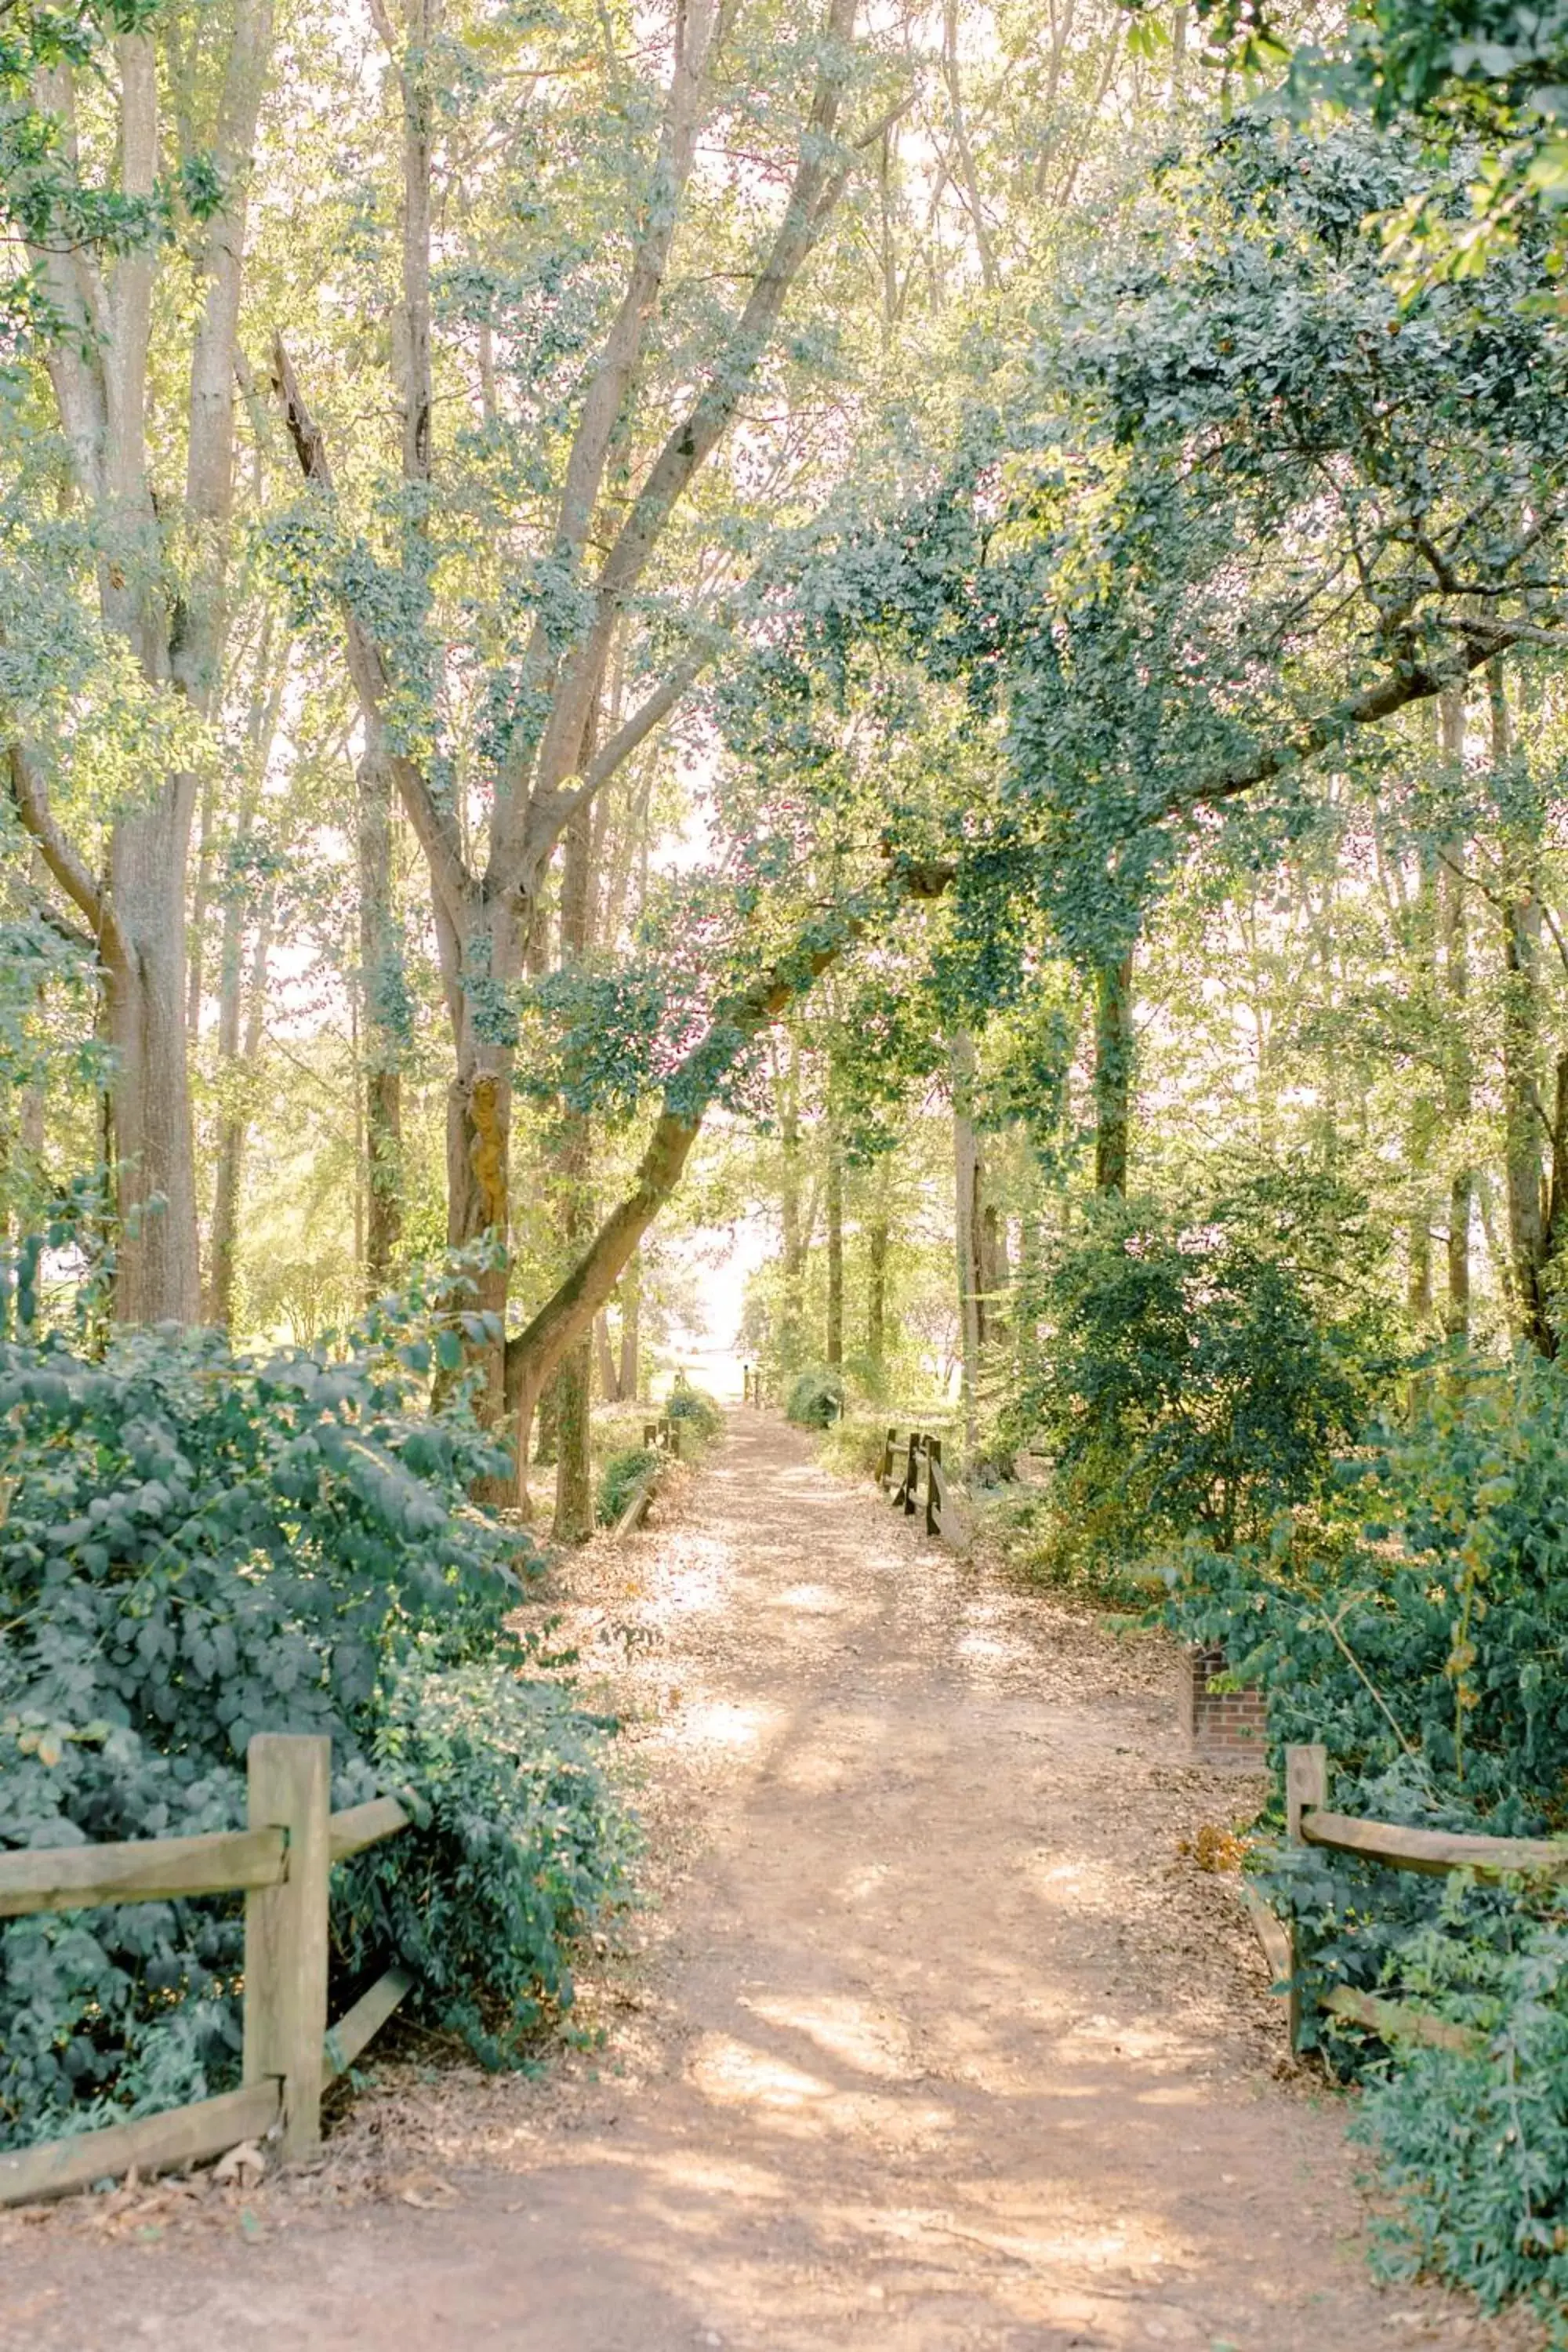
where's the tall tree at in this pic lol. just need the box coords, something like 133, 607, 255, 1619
8, 2, 276, 1321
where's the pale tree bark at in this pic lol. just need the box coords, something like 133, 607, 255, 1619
204, 895, 272, 1330
824, 1120, 844, 1368
595, 1313, 621, 1402
10, 5, 275, 1324
778, 1036, 806, 1370
619, 1255, 642, 1401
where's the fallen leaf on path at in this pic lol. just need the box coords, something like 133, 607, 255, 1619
394, 2170, 459, 2209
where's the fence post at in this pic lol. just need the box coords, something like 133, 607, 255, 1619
243, 1733, 332, 2159
903, 1432, 920, 1515
877, 1427, 895, 1486
925, 1437, 942, 1537
1284, 1742, 1327, 2053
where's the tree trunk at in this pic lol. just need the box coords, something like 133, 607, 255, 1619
779, 1040, 805, 1370
1439, 690, 1472, 1344
824, 1130, 843, 1368
1494, 666, 1553, 1353
552, 781, 596, 1541
552, 1338, 594, 1542
866, 1216, 888, 1397
951, 1031, 983, 1454
619, 1254, 641, 1400
104, 795, 203, 1325
595, 1312, 620, 1402
358, 744, 404, 1299
1094, 949, 1134, 1197
204, 898, 270, 1330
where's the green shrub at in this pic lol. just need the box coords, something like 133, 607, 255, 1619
334, 1657, 635, 2065
786, 1364, 844, 1428
1013, 1175, 1390, 1577
1172, 1354, 1568, 2327
817, 1414, 895, 1479
666, 1374, 722, 1441
0, 1305, 628, 2150
597, 1444, 659, 1526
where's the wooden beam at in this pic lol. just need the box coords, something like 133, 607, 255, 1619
1284, 1744, 1327, 2050
1301, 1808, 1568, 1880
0, 1826, 286, 1920
1240, 1881, 1293, 1988
1324, 1983, 1482, 2055
0, 2078, 281, 2209
324, 1966, 413, 2078
243, 1734, 332, 2160
328, 1797, 411, 1864
615, 1471, 658, 1538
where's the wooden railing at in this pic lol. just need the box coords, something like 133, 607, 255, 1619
1251, 1742, 1568, 2053
0, 1733, 413, 2206
876, 1426, 965, 1549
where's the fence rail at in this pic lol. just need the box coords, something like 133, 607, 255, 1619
0, 1733, 413, 2208
876, 1427, 966, 1550
1249, 1741, 1568, 2053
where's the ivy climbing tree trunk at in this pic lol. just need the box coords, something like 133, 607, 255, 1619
1093, 949, 1134, 1198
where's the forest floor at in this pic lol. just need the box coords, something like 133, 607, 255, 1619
0, 1414, 1544, 2350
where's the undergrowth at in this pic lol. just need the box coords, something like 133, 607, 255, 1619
0, 1277, 631, 2151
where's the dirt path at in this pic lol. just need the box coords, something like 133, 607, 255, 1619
1, 1417, 1537, 2350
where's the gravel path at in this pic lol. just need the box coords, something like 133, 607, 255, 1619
0, 1414, 1539, 2350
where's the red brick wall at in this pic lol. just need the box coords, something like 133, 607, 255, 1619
1178, 1643, 1266, 1762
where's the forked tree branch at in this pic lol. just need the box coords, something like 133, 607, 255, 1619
270, 333, 472, 925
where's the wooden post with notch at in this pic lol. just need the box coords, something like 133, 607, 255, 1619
925, 1437, 942, 1537
243, 1733, 332, 2158
902, 1432, 921, 1515
1284, 1741, 1327, 2053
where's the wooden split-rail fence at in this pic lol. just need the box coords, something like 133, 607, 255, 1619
0, 1733, 413, 2207
876, 1426, 965, 1550
1250, 1741, 1568, 2055
614, 1413, 684, 1537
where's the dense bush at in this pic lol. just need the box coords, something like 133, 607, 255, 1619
0, 1312, 628, 2151
596, 1444, 659, 1526
786, 1364, 844, 1428
334, 1657, 633, 2067
1012, 1177, 1390, 1579
1171, 1356, 1568, 2325
665, 1374, 723, 1441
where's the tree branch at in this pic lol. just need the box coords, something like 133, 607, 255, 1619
7, 745, 115, 954
270, 334, 472, 925
514, 647, 711, 889
517, 0, 862, 831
